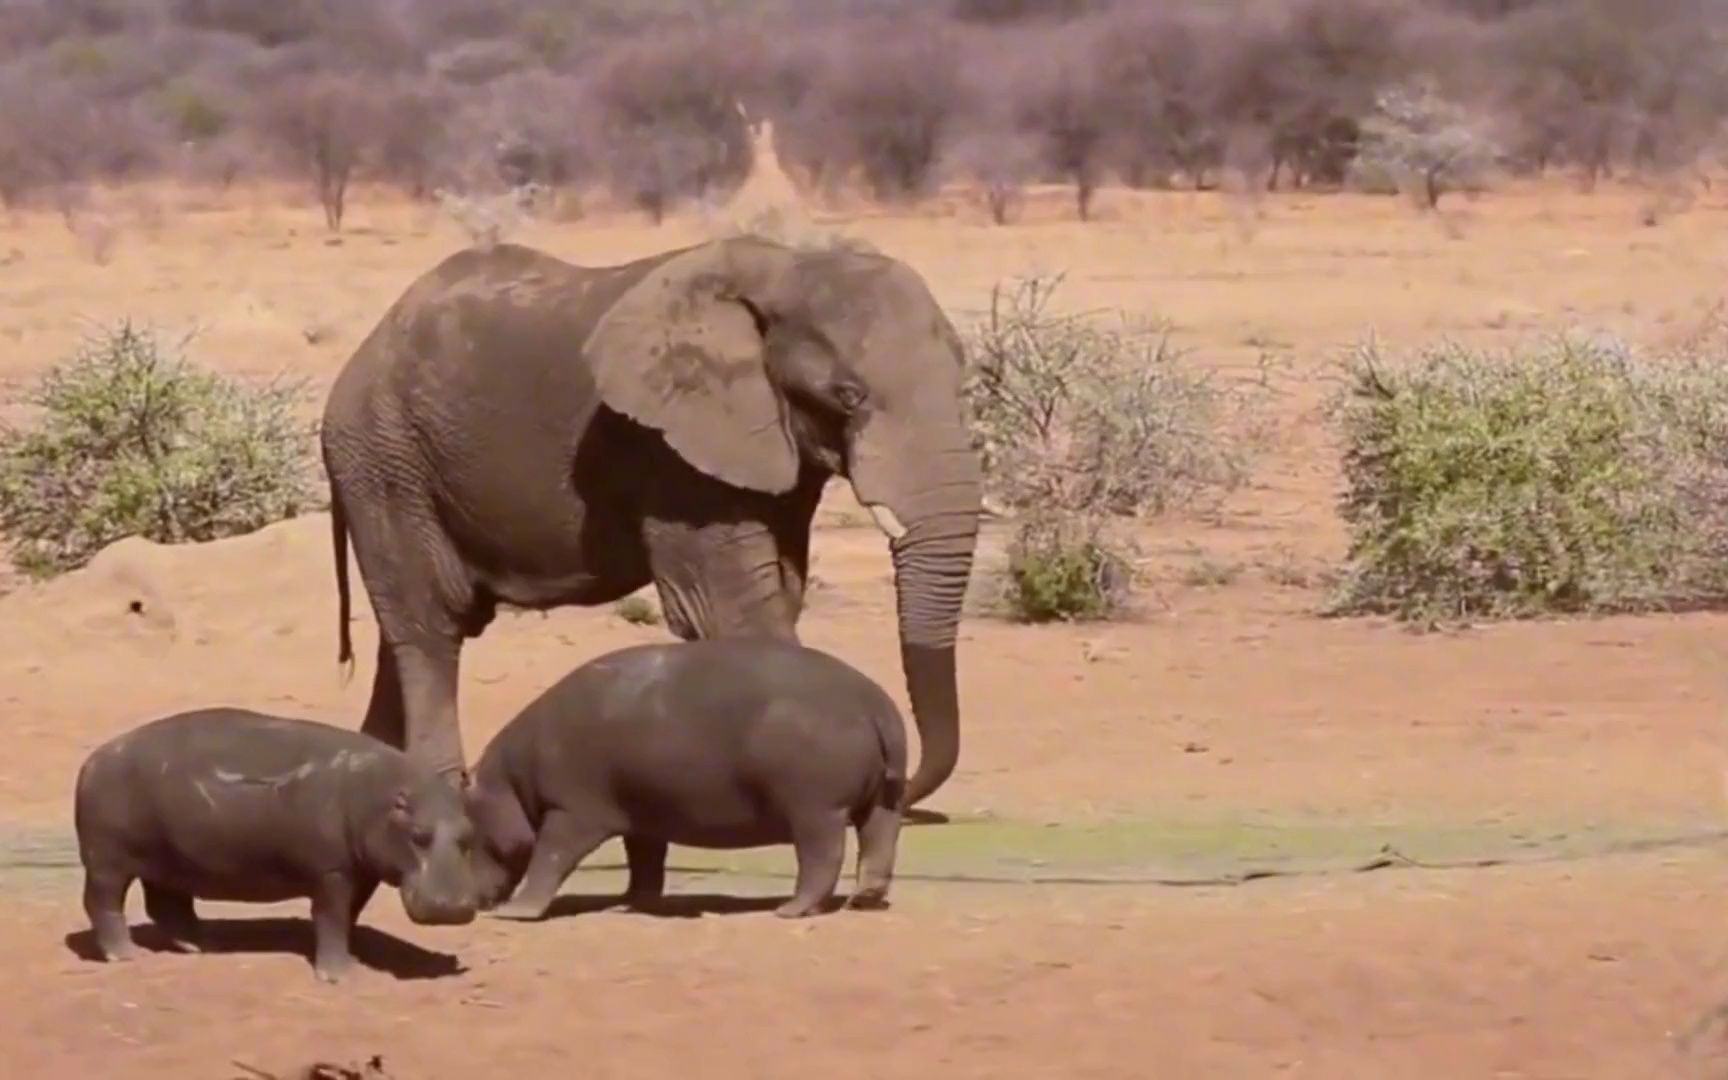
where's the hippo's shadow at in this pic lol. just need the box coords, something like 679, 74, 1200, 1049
539, 891, 844, 920
63, 918, 465, 980
903, 807, 951, 826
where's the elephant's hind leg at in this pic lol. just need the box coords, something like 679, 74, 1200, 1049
361, 634, 465, 785
342, 497, 478, 786
361, 638, 407, 750
391, 636, 466, 783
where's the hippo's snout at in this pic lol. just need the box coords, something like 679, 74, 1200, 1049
400, 883, 479, 926
398, 851, 480, 927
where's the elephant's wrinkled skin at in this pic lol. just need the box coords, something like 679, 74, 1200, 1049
321, 238, 982, 808
468, 638, 907, 920
73, 708, 479, 984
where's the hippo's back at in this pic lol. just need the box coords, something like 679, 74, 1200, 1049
80, 707, 390, 790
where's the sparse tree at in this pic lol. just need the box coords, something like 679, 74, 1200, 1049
1014, 30, 1111, 220
1358, 78, 1503, 208
590, 34, 754, 220
803, 28, 962, 202
946, 125, 1040, 224
260, 71, 374, 231
374, 77, 452, 200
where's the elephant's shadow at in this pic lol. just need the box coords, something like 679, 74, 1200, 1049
63, 918, 465, 980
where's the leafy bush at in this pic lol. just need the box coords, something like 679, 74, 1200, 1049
1330, 331, 1728, 625
963, 272, 1258, 518
1000, 510, 1135, 623
613, 595, 662, 626
0, 320, 321, 578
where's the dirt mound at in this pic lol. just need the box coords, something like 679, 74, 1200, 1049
0, 515, 351, 661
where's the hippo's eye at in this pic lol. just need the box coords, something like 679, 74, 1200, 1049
410, 828, 434, 848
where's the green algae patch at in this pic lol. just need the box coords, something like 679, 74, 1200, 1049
2, 815, 1722, 899
578, 812, 1728, 890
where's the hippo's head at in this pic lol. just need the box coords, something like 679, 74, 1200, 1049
363, 772, 480, 926
464, 777, 534, 911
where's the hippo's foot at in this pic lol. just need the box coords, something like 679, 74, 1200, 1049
309, 872, 359, 984
487, 897, 552, 922
84, 872, 139, 962
845, 888, 890, 911
312, 951, 356, 985
95, 934, 140, 962
777, 817, 846, 919
143, 884, 203, 953
774, 897, 824, 918
154, 930, 202, 954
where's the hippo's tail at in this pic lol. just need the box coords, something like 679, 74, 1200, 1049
330, 488, 356, 686
869, 694, 909, 813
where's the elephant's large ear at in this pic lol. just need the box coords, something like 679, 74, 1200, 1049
585, 243, 799, 494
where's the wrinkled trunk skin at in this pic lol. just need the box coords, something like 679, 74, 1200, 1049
865, 453, 980, 810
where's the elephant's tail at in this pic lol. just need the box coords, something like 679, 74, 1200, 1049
330, 488, 356, 685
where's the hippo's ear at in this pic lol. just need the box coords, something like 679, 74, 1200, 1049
390, 789, 410, 817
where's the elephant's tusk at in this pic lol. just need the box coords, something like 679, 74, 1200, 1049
864, 503, 909, 541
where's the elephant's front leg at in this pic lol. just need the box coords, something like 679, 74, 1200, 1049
643, 518, 802, 642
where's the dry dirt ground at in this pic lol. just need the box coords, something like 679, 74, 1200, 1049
2, 171, 1728, 1077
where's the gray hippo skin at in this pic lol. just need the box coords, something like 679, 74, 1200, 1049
467, 639, 908, 921
73, 707, 479, 983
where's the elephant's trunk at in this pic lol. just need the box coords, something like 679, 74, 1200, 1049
874, 449, 980, 810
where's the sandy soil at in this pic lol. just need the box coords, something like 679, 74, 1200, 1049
1, 168, 1727, 1077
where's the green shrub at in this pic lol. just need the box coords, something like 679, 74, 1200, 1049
160, 82, 229, 143
1329, 331, 1728, 625
0, 320, 321, 578
1000, 511, 1135, 623
613, 594, 661, 626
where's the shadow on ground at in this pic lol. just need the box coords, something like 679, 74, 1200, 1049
62, 918, 464, 980
536, 892, 793, 920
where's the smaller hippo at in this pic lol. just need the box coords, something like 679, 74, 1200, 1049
73, 707, 479, 983
467, 639, 907, 921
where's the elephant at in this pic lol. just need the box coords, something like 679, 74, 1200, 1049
319, 236, 983, 811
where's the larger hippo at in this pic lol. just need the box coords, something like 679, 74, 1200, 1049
74, 707, 479, 983
466, 639, 908, 921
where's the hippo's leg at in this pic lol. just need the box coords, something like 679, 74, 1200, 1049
488, 811, 609, 922
309, 872, 359, 984
622, 835, 668, 909
847, 801, 900, 911
142, 882, 203, 953
348, 876, 380, 924
776, 810, 847, 919
83, 866, 137, 961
